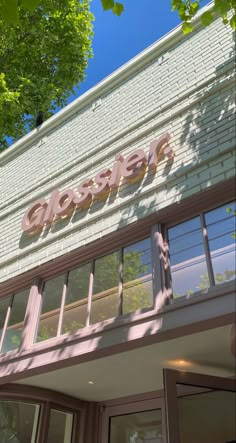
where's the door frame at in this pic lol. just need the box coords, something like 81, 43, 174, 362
101, 396, 167, 443
163, 368, 236, 443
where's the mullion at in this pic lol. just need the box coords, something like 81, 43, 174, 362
86, 261, 95, 327
57, 273, 69, 337
118, 248, 123, 317
0, 295, 13, 353
200, 213, 215, 287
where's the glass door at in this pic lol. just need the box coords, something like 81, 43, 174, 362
101, 397, 167, 443
164, 369, 236, 443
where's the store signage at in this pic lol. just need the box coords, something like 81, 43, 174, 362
21, 133, 174, 234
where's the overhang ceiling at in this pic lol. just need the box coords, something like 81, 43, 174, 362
16, 325, 235, 402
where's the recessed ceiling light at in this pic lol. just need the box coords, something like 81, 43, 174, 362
88, 380, 94, 385
166, 359, 193, 368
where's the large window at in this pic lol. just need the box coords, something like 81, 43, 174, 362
35, 237, 153, 342
0, 289, 29, 354
168, 201, 235, 298
0, 397, 76, 443
0, 401, 40, 443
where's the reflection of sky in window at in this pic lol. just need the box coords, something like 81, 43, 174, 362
168, 203, 236, 297
168, 217, 204, 267
168, 216, 208, 296
205, 202, 235, 282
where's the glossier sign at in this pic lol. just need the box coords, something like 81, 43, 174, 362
21, 133, 174, 235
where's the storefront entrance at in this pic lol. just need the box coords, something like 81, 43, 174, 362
101, 369, 236, 443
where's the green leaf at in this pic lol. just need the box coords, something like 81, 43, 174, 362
201, 11, 214, 26
112, 2, 124, 16
230, 14, 236, 29
101, 0, 114, 11
226, 207, 232, 213
20, 0, 41, 12
232, 233, 236, 239
0, 0, 19, 24
191, 1, 200, 12
182, 21, 193, 34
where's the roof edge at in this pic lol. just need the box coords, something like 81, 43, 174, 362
0, 2, 213, 165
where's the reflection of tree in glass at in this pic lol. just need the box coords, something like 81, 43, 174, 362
174, 270, 235, 297
36, 241, 153, 336
92, 247, 152, 321
198, 270, 235, 290
0, 402, 34, 443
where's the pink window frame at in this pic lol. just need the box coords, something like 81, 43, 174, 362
101, 395, 167, 443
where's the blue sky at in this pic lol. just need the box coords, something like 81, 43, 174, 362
68, 0, 210, 102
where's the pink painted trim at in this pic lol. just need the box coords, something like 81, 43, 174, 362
163, 368, 236, 443
101, 397, 167, 443
0, 177, 234, 298
57, 274, 68, 336
0, 310, 234, 387
0, 279, 233, 363
0, 383, 86, 410
86, 262, 94, 327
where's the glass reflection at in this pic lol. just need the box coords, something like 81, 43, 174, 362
0, 296, 11, 342
168, 217, 209, 297
110, 409, 163, 443
91, 251, 119, 323
205, 202, 236, 285
0, 401, 39, 443
62, 264, 90, 334
1, 290, 29, 354
36, 275, 65, 342
47, 409, 73, 443
123, 238, 152, 314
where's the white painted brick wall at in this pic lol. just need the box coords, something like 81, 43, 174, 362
0, 17, 235, 282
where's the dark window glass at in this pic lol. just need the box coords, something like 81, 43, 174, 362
1, 290, 29, 354
62, 263, 90, 334
123, 238, 153, 314
110, 409, 163, 443
91, 251, 119, 324
0, 401, 40, 443
47, 409, 73, 443
36, 275, 65, 342
0, 297, 11, 341
168, 217, 209, 297
205, 202, 236, 285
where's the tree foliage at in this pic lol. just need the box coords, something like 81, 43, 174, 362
0, 0, 235, 151
171, 0, 236, 34
0, 0, 93, 150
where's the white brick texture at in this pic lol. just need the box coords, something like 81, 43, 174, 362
0, 18, 235, 282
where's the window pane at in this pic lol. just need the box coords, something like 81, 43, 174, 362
205, 202, 236, 285
110, 409, 163, 443
0, 401, 40, 443
1, 290, 29, 354
178, 390, 236, 443
91, 251, 119, 324
62, 263, 90, 334
0, 297, 11, 341
168, 217, 209, 297
47, 409, 73, 443
36, 275, 65, 342
123, 238, 153, 314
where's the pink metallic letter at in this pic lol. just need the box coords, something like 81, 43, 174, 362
54, 189, 76, 217
21, 198, 48, 234
148, 133, 173, 170
122, 149, 147, 182
73, 179, 94, 208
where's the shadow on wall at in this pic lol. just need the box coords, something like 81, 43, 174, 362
2, 55, 234, 387
18, 53, 235, 254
